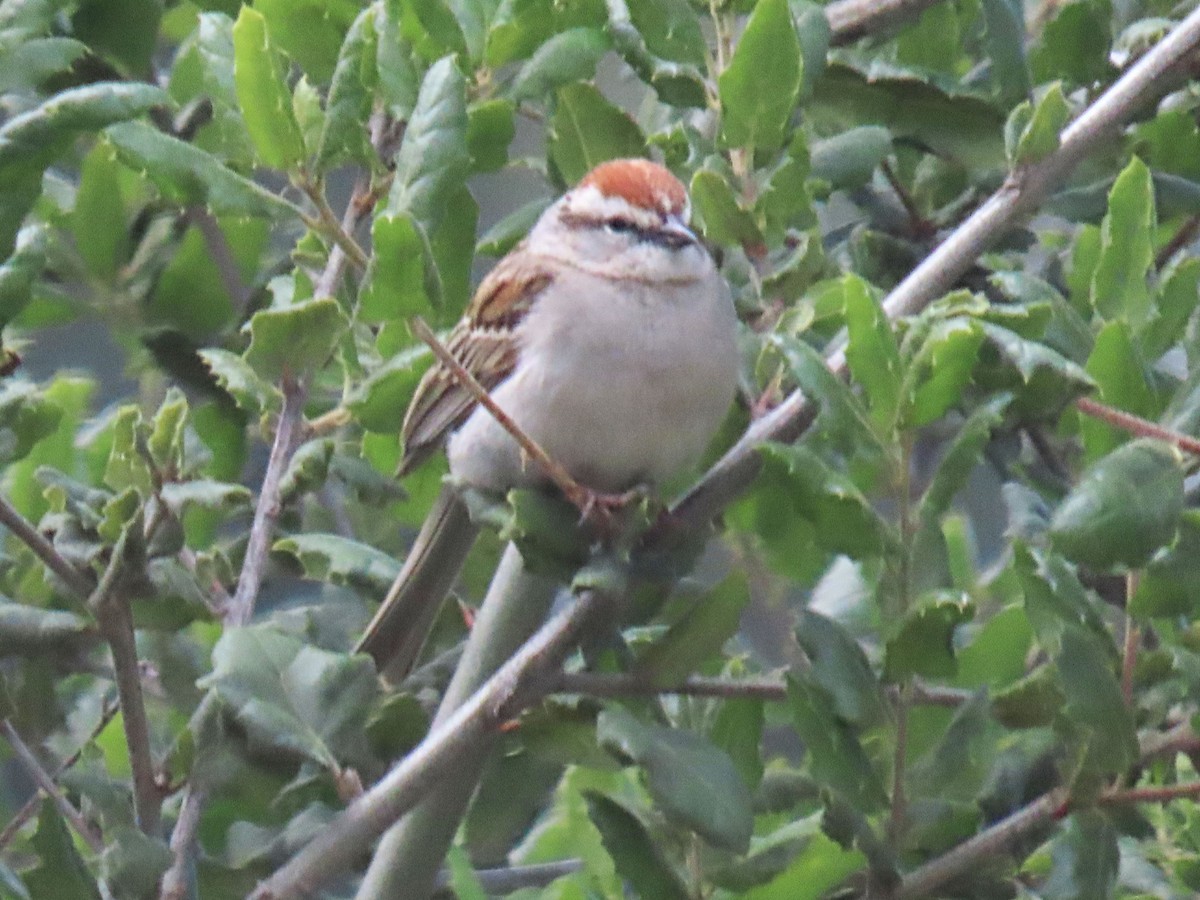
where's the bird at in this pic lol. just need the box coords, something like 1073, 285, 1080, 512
355, 158, 739, 677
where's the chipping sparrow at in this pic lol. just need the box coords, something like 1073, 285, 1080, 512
357, 158, 739, 674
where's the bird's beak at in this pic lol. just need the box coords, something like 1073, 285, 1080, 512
661, 219, 698, 249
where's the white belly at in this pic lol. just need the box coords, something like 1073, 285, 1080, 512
447, 269, 737, 494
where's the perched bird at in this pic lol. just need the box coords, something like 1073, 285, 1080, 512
356, 158, 739, 676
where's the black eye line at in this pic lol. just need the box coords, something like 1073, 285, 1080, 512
603, 216, 694, 249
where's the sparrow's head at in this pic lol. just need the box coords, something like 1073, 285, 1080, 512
531, 158, 709, 281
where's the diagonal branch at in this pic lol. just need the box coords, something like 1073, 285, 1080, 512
0, 493, 93, 598
668, 5, 1200, 535
0, 720, 104, 853
249, 587, 616, 900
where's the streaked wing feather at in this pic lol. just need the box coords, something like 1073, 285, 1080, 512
397, 253, 553, 474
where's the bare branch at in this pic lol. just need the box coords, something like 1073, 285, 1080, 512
0, 720, 104, 853
826, 0, 948, 45
250, 588, 616, 900
0, 493, 93, 598
159, 783, 206, 900
89, 536, 161, 837
554, 671, 789, 700
0, 696, 118, 851
226, 375, 306, 627
187, 207, 251, 314
1076, 396, 1200, 456
432, 860, 583, 896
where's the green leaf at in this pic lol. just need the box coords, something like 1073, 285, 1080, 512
199, 624, 378, 768
626, 0, 705, 65
99, 827, 172, 900
0, 600, 92, 656
315, 4, 378, 169
1013, 543, 1111, 657
244, 297, 349, 381
195, 11, 256, 166
1040, 810, 1119, 900
1049, 438, 1184, 571
710, 697, 765, 793
0, 379, 60, 468
376, 5, 420, 118
1142, 256, 1200, 359
278, 437, 334, 503
359, 212, 440, 321
231, 6, 304, 170
991, 665, 1064, 728
1091, 156, 1155, 323
633, 572, 749, 685
597, 707, 754, 852
843, 275, 902, 427
386, 55, 469, 234
255, 0, 360, 83
584, 793, 689, 900
1080, 320, 1156, 461
159, 479, 251, 516
795, 608, 886, 727
1004, 82, 1070, 166
23, 806, 101, 900
466, 99, 515, 173
606, 0, 707, 108
273, 533, 401, 596
346, 345, 430, 432
787, 674, 888, 812
1130, 510, 1200, 619
883, 592, 974, 681
769, 332, 884, 456
71, 143, 127, 280
0, 35, 86, 94
718, 0, 801, 152
548, 82, 645, 185
903, 317, 985, 427
809, 127, 891, 191
105, 122, 299, 218
198, 348, 276, 416
510, 27, 608, 102
760, 444, 890, 559
1056, 627, 1138, 777
690, 168, 763, 249
980, 0, 1030, 104
0, 81, 167, 256
1030, 2, 1112, 86
400, 0, 468, 60
918, 394, 1011, 523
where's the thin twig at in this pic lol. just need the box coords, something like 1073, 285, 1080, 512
0, 493, 93, 598
188, 207, 251, 314
226, 375, 306, 628
408, 316, 594, 513
432, 859, 583, 896
1122, 574, 1140, 706
0, 720, 104, 853
250, 589, 617, 900
0, 695, 118, 851
159, 783, 206, 900
1154, 213, 1200, 270
826, 0, 948, 44
300, 179, 370, 272
89, 537, 161, 837
1075, 396, 1200, 456
1102, 781, 1200, 805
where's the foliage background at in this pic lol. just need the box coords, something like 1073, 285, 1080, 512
3, 0, 1200, 898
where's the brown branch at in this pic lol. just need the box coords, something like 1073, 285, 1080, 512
226, 375, 306, 627
89, 535, 161, 837
188, 207, 251, 315
1075, 396, 1200, 456
0, 493, 93, 598
1103, 781, 1200, 805
826, 0, 949, 45
300, 179, 370, 272
0, 720, 104, 853
0, 696, 117, 851
1154, 213, 1200, 270
159, 780, 206, 900
1122, 574, 1140, 706
554, 671, 789, 700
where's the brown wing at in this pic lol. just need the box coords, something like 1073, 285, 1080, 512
396, 252, 553, 475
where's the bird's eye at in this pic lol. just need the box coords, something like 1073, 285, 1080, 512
605, 217, 641, 235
